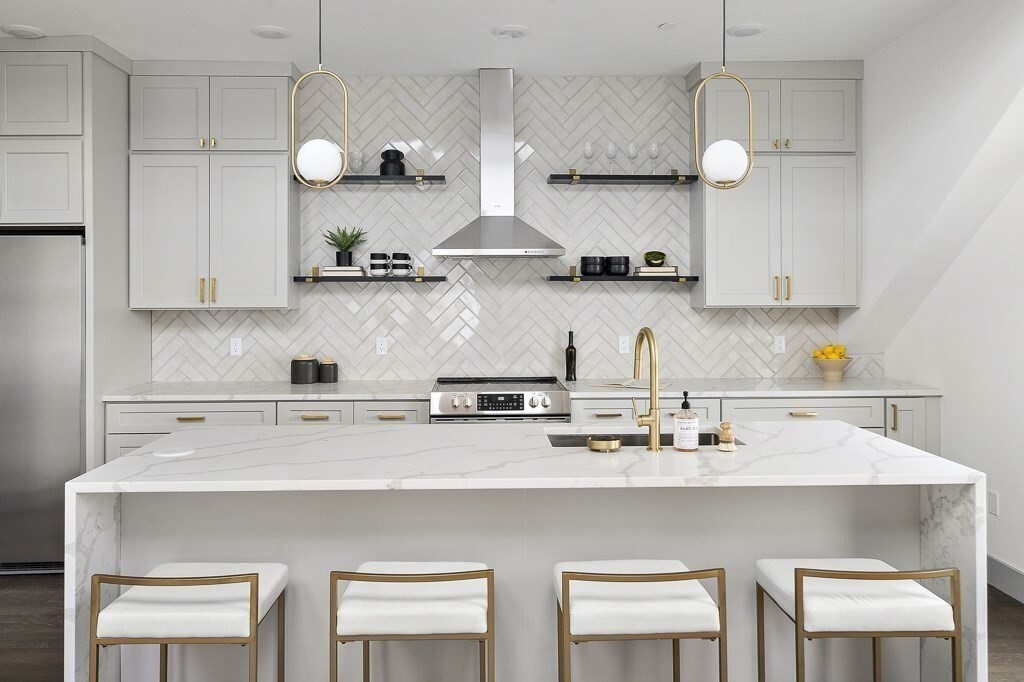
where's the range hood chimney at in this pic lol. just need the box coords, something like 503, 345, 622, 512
432, 69, 565, 258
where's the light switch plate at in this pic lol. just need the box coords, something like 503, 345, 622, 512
989, 490, 1000, 516
376, 337, 388, 356
229, 337, 242, 356
773, 336, 786, 354
618, 336, 629, 354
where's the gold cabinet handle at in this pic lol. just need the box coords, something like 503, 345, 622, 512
199, 277, 205, 304
774, 139, 780, 149
789, 411, 819, 417
176, 415, 207, 422
785, 276, 792, 301
774, 276, 781, 301
785, 138, 792, 149
211, 277, 217, 304
300, 414, 330, 421
595, 413, 624, 418
891, 404, 898, 432
377, 414, 407, 421
199, 137, 205, 148
211, 137, 216, 148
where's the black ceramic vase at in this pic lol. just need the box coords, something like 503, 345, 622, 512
380, 149, 406, 176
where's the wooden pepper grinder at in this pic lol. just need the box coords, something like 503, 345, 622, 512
717, 422, 738, 452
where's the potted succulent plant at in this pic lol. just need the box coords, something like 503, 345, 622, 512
322, 226, 367, 266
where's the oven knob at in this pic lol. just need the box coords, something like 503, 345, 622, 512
464, 396, 473, 408
529, 395, 540, 408
451, 396, 461, 408
541, 396, 551, 408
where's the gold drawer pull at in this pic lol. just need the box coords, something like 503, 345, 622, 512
377, 414, 407, 421
891, 404, 898, 432
211, 137, 217, 148
211, 277, 217, 304
176, 416, 206, 422
199, 137, 205, 148
301, 414, 330, 421
199, 277, 205, 304
774, 276, 781, 301
789, 411, 819, 417
785, 275, 792, 301
595, 413, 624, 418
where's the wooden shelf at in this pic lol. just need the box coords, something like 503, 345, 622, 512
292, 174, 445, 186
548, 275, 699, 283
547, 173, 698, 186
294, 275, 447, 283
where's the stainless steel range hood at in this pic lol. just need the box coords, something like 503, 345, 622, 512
433, 69, 565, 258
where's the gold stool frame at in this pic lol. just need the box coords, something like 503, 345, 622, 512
329, 568, 496, 682
89, 572, 285, 682
557, 568, 729, 682
756, 567, 962, 682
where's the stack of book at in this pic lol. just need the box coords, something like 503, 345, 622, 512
319, 265, 366, 278
634, 265, 678, 277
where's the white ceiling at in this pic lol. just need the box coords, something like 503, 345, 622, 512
3, 0, 958, 75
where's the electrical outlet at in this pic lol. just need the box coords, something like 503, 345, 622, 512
375, 337, 388, 356
229, 337, 242, 356
618, 336, 630, 354
773, 336, 786, 354
989, 491, 1000, 516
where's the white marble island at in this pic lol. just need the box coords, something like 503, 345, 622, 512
66, 421, 985, 681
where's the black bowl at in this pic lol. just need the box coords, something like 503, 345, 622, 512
580, 256, 606, 276
606, 256, 630, 276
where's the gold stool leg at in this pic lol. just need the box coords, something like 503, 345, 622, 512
248, 631, 258, 682
89, 644, 100, 682
278, 592, 286, 682
556, 604, 565, 682
487, 633, 496, 682
952, 635, 963, 682
479, 640, 486, 682
718, 631, 728, 682
756, 584, 766, 682
795, 634, 806, 682
362, 641, 370, 682
872, 637, 881, 682
160, 643, 169, 682
672, 639, 680, 682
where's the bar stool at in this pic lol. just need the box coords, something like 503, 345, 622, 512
555, 559, 728, 682
89, 562, 288, 682
754, 558, 961, 682
330, 561, 495, 682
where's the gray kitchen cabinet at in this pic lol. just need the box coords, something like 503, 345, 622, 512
210, 77, 289, 151
885, 397, 940, 453
781, 79, 857, 153
277, 402, 355, 425
129, 154, 210, 309
722, 398, 886, 428
353, 401, 430, 424
781, 156, 859, 306
0, 52, 83, 135
105, 434, 163, 462
701, 77, 780, 154
0, 139, 83, 224
130, 76, 210, 151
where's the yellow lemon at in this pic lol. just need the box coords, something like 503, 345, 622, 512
834, 344, 847, 356
825, 352, 840, 360
813, 350, 824, 359
822, 345, 835, 355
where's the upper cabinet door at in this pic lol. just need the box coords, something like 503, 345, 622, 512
209, 155, 290, 308
703, 155, 782, 307
129, 155, 210, 309
130, 76, 210, 151
0, 140, 83, 224
702, 78, 780, 154
209, 77, 289, 151
780, 156, 858, 307
781, 79, 857, 152
0, 53, 82, 136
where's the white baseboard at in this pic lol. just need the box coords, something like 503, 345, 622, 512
989, 555, 1024, 604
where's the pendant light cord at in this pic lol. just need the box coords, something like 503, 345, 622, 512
318, 0, 323, 68
721, 0, 727, 70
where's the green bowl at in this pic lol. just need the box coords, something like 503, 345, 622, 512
643, 251, 666, 267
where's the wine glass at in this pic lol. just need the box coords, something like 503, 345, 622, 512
582, 141, 595, 171
605, 142, 618, 173
647, 142, 660, 174
626, 143, 638, 173
349, 149, 365, 173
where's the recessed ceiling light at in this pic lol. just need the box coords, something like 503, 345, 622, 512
727, 23, 766, 38
491, 25, 530, 39
658, 22, 678, 31
1, 24, 46, 39
252, 25, 292, 40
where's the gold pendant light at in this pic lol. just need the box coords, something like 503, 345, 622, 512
693, 0, 754, 190
290, 0, 350, 188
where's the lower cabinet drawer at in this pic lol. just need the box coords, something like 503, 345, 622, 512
353, 401, 429, 425
657, 398, 722, 426
571, 400, 637, 425
105, 433, 166, 461
277, 402, 354, 425
721, 398, 886, 428
106, 402, 276, 433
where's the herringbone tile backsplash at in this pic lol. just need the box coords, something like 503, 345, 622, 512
152, 75, 883, 381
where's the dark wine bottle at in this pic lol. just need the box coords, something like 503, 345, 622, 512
565, 331, 577, 382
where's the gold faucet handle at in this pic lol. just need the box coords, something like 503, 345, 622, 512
631, 398, 655, 426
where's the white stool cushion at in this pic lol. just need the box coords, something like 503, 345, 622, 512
95, 562, 288, 639
755, 558, 955, 633
554, 560, 721, 636
337, 561, 490, 636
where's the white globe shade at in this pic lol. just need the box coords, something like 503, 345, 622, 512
701, 139, 749, 185
296, 139, 343, 184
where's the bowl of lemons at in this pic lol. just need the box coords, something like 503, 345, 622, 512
812, 343, 852, 382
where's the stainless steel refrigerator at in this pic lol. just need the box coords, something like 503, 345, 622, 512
0, 232, 84, 571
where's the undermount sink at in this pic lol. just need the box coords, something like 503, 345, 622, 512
547, 432, 739, 448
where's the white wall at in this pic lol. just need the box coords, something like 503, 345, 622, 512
853, 0, 1024, 571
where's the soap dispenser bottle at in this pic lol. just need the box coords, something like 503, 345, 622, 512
565, 331, 577, 382
673, 390, 699, 452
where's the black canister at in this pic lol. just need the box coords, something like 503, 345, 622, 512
319, 358, 339, 383
291, 354, 319, 384
380, 149, 406, 176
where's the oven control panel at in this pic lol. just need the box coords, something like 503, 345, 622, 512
429, 389, 571, 419
477, 393, 524, 411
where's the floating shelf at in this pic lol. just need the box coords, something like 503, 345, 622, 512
293, 174, 445, 186
294, 275, 447, 283
548, 172, 698, 186
549, 275, 699, 283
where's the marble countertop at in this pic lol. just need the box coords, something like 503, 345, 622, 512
68, 420, 979, 493
102, 377, 941, 402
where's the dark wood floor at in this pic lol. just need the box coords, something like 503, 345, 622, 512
1, 575, 1022, 681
